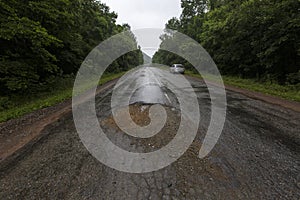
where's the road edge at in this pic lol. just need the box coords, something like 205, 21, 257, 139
186, 75, 300, 113
0, 79, 119, 170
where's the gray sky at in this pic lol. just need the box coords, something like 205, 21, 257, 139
101, 0, 182, 57
101, 0, 182, 29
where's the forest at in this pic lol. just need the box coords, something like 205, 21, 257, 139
153, 0, 300, 85
0, 0, 143, 96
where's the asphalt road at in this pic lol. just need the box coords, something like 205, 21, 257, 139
0, 67, 299, 199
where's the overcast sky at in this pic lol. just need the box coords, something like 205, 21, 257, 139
101, 0, 182, 29
101, 0, 182, 57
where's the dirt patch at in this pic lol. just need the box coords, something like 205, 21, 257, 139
102, 104, 151, 129
0, 101, 72, 163
100, 103, 181, 152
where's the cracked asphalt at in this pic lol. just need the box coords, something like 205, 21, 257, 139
0, 67, 299, 199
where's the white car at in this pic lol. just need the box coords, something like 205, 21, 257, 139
170, 64, 185, 74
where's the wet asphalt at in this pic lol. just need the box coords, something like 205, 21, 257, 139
0, 67, 300, 199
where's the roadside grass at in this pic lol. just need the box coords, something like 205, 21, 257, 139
0, 72, 125, 123
185, 70, 300, 102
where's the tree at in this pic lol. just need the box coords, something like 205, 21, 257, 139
0, 0, 144, 95
154, 0, 300, 84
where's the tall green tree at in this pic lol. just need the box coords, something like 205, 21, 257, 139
0, 0, 143, 95
154, 0, 300, 84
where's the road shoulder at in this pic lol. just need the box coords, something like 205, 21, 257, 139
0, 79, 118, 168
186, 75, 300, 113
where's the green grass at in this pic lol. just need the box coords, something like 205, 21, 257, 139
0, 72, 126, 123
185, 70, 300, 102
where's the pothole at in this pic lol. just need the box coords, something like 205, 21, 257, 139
100, 103, 181, 153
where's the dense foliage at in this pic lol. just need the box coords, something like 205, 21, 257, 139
0, 0, 143, 95
153, 0, 300, 84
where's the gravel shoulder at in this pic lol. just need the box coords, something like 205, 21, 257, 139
0, 79, 118, 167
